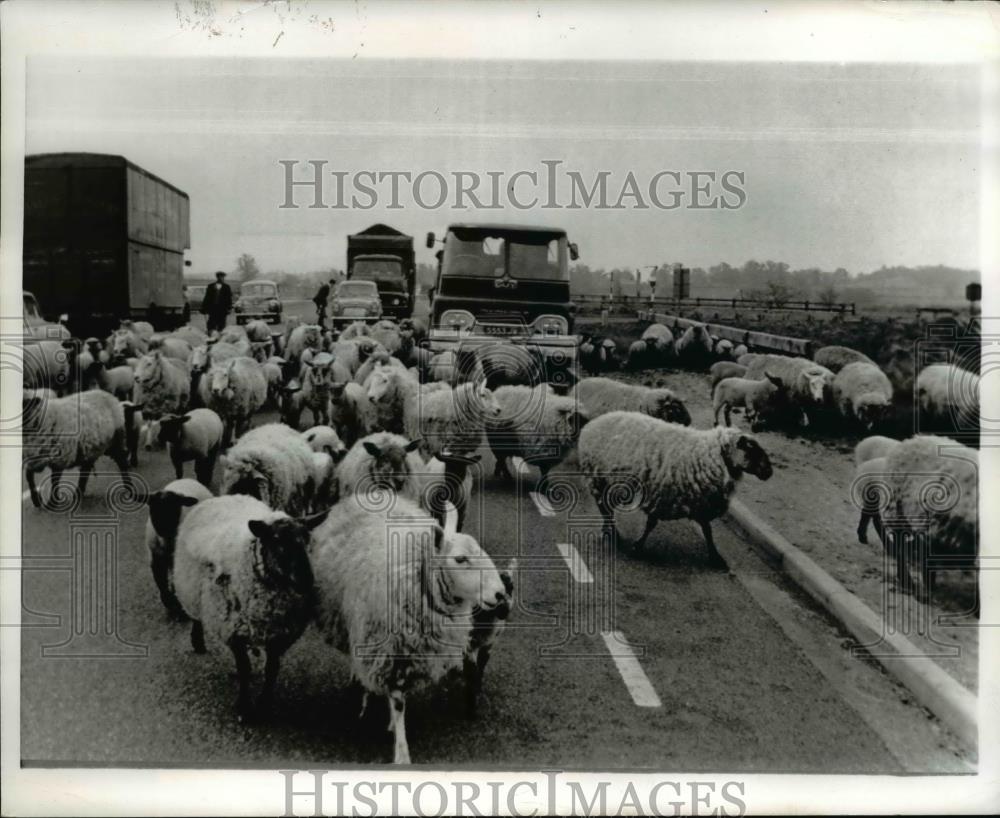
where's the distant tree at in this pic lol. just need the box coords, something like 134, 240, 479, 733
765, 280, 795, 308
817, 284, 839, 308
234, 253, 261, 282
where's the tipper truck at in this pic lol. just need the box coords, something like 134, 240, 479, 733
23, 152, 191, 338
346, 223, 415, 320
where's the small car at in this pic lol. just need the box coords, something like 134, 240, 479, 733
234, 279, 282, 324
330, 280, 382, 328
23, 290, 70, 342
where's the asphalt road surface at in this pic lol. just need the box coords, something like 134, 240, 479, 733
17, 301, 972, 771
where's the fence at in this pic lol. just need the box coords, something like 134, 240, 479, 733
573, 294, 856, 316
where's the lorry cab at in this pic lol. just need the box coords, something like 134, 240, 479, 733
426, 223, 580, 384
350, 253, 410, 319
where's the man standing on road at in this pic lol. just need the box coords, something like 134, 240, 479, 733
201, 271, 233, 334
313, 278, 334, 328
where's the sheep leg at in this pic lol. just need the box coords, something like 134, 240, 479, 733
151, 555, 185, 619
464, 645, 492, 718
388, 690, 410, 764
229, 637, 254, 723
171, 447, 184, 479
594, 491, 617, 537
698, 519, 726, 567
190, 620, 206, 654
632, 513, 659, 553
195, 455, 214, 487
26, 469, 43, 509
46, 468, 64, 509
723, 404, 732, 427
257, 642, 283, 718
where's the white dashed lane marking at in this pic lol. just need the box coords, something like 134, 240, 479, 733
601, 631, 663, 708
555, 543, 594, 584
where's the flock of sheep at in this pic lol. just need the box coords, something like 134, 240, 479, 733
20, 312, 981, 760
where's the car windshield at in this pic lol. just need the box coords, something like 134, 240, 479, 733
23, 293, 41, 319
242, 283, 276, 297
337, 282, 377, 298
353, 258, 403, 282
443, 229, 567, 280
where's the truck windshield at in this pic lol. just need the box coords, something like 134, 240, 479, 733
443, 229, 567, 280
353, 259, 402, 281
23, 293, 41, 319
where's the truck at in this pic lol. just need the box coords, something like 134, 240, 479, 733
425, 223, 580, 385
346, 223, 415, 320
23, 153, 191, 338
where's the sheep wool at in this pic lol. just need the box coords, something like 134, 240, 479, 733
174, 494, 328, 720
578, 411, 772, 562
574, 377, 691, 427
336, 431, 425, 503
220, 422, 317, 516
206, 356, 267, 444
832, 361, 893, 429
133, 350, 191, 419
854, 435, 901, 468
813, 345, 875, 373
157, 408, 225, 485
916, 363, 980, 429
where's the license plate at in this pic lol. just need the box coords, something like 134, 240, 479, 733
480, 324, 521, 336
344, 308, 366, 317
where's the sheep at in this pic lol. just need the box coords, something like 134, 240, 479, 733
712, 373, 791, 428
280, 315, 302, 358
121, 400, 144, 467
298, 359, 337, 427
879, 436, 978, 600
625, 340, 650, 370
262, 356, 284, 407
148, 335, 192, 363
675, 323, 713, 368
714, 338, 735, 360
302, 425, 349, 507
419, 451, 482, 533
395, 335, 434, 381
353, 349, 406, 387
328, 381, 377, 447
133, 350, 191, 420
339, 321, 371, 340
302, 424, 348, 461
854, 435, 902, 468
173, 494, 329, 721
578, 412, 773, 563
363, 366, 422, 434
107, 327, 148, 363
398, 316, 428, 345
22, 389, 133, 509
709, 361, 748, 394
80, 359, 135, 400
573, 376, 691, 426
220, 423, 317, 516
832, 361, 893, 430
278, 379, 306, 431
486, 384, 589, 480
169, 325, 207, 349
578, 335, 603, 376
370, 320, 403, 354
156, 408, 225, 485
744, 354, 834, 421
22, 340, 75, 394
122, 319, 155, 342
205, 356, 267, 445
916, 363, 980, 431
244, 319, 272, 343
640, 324, 677, 366
309, 496, 511, 762
428, 347, 485, 385
144, 478, 213, 617
813, 345, 875, 373
336, 432, 425, 503
328, 338, 366, 375
852, 456, 892, 546
732, 343, 749, 359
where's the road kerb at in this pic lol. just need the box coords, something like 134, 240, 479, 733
726, 498, 978, 751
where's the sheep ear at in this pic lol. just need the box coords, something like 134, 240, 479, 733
248, 519, 271, 539
180, 414, 193, 424
144, 490, 164, 506
363, 442, 381, 457
404, 438, 422, 453
298, 509, 330, 531
179, 495, 200, 507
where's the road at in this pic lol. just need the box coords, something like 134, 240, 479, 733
17, 302, 971, 771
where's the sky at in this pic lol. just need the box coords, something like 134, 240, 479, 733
25, 56, 982, 278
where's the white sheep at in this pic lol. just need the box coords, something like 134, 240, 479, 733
339, 321, 371, 340
336, 432, 425, 503
675, 323, 713, 368
732, 343, 749, 359
832, 361, 893, 429
486, 384, 589, 480
133, 350, 191, 420
262, 356, 285, 408
709, 361, 748, 394
156, 408, 225, 485
354, 349, 405, 387
148, 335, 193, 363
578, 411, 773, 563
80, 358, 135, 400
22, 389, 133, 509
169, 325, 207, 349
107, 327, 148, 363
309, 496, 510, 762
206, 356, 267, 445
174, 494, 329, 721
574, 376, 691, 426
144, 478, 213, 617
744, 354, 834, 422
854, 435, 902, 468
328, 381, 377, 447
712, 374, 790, 428
122, 319, 155, 342
285, 324, 325, 373
370, 320, 403, 354
220, 423, 317, 516
813, 345, 875, 373
916, 363, 980, 431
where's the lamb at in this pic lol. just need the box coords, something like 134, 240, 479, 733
302, 424, 349, 461
302, 425, 349, 507
573, 376, 691, 426
709, 361, 748, 394
712, 373, 791, 428
205, 356, 267, 445
487, 384, 589, 480
744, 354, 834, 420
220, 423, 317, 516
832, 361, 893, 430
133, 350, 191, 420
22, 389, 133, 509
851, 456, 892, 546
879, 436, 978, 600
121, 400, 144, 467
714, 338, 735, 360
328, 381, 377, 447
278, 379, 306, 430
309, 496, 511, 762
813, 345, 875, 373
144, 478, 213, 617
80, 359, 135, 400
298, 358, 338, 427
156, 408, 225, 485
916, 363, 980, 430
579, 412, 773, 563
675, 323, 714, 368
336, 432, 424, 503
173, 494, 329, 721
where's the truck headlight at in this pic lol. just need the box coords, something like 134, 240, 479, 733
533, 314, 568, 335
440, 310, 475, 331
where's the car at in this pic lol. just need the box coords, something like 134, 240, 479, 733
185, 284, 207, 309
23, 290, 70, 342
330, 279, 382, 328
234, 279, 282, 324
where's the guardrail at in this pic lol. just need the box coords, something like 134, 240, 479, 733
573, 294, 856, 316
648, 311, 816, 357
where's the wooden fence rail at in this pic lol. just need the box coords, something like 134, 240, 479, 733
573, 294, 856, 315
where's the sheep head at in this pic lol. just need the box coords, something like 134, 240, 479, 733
156, 413, 191, 445
247, 510, 329, 585
146, 489, 200, 538
723, 432, 773, 481
430, 525, 509, 619
210, 362, 237, 399
360, 438, 421, 493
855, 394, 891, 431
365, 369, 394, 404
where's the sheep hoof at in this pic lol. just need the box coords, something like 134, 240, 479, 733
856, 529, 868, 545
